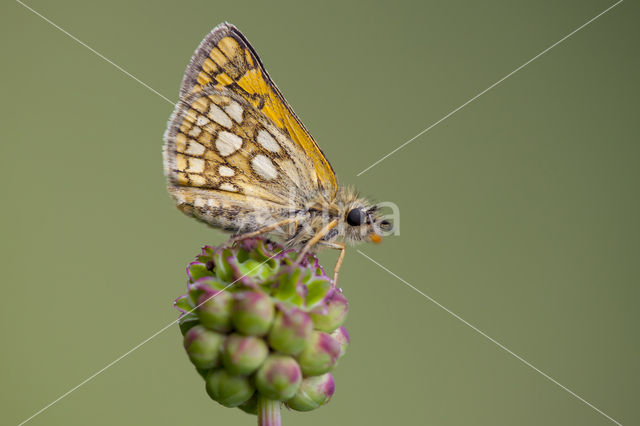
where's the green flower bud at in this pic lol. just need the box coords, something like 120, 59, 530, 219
187, 261, 215, 282
309, 290, 348, 333
175, 238, 351, 418
296, 331, 341, 376
330, 326, 350, 359
194, 283, 234, 333
205, 369, 255, 407
237, 394, 258, 415
195, 367, 209, 379
286, 373, 335, 412
222, 333, 269, 375
255, 354, 302, 400
232, 291, 275, 336
177, 312, 199, 336
267, 306, 313, 356
183, 325, 224, 369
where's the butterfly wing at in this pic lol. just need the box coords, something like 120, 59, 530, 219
177, 22, 337, 197
165, 85, 317, 202
163, 85, 319, 232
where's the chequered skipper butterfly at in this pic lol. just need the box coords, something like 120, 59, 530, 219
163, 23, 391, 283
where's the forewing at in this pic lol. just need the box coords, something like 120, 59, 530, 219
178, 22, 337, 197
164, 85, 317, 207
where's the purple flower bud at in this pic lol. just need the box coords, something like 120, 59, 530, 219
310, 290, 348, 333
296, 331, 341, 376
196, 288, 234, 333
183, 325, 224, 369
268, 306, 313, 356
232, 291, 275, 336
330, 326, 350, 359
255, 354, 302, 400
205, 369, 255, 407
222, 334, 269, 375
286, 373, 335, 411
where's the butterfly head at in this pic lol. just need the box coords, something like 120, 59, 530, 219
341, 198, 393, 245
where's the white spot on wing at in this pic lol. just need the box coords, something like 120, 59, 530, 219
224, 101, 244, 123
190, 174, 206, 186
251, 154, 278, 180
219, 182, 238, 192
186, 141, 205, 156
218, 165, 235, 177
215, 131, 243, 156
188, 126, 202, 137
196, 116, 209, 127
257, 130, 280, 153
208, 104, 232, 128
187, 158, 205, 173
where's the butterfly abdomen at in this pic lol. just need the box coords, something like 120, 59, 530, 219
168, 186, 298, 234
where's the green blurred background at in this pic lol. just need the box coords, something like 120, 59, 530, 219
1, 0, 638, 424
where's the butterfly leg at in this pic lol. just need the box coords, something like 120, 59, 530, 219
318, 241, 346, 287
296, 219, 339, 262
230, 217, 299, 244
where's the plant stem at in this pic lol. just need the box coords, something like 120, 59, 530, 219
258, 396, 281, 426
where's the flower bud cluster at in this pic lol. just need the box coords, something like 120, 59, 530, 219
175, 238, 349, 414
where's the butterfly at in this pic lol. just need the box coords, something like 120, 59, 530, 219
163, 23, 391, 283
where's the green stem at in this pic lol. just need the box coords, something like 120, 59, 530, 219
257, 396, 281, 426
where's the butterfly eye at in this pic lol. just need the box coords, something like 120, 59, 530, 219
346, 208, 365, 226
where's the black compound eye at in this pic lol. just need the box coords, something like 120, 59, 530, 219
346, 208, 365, 226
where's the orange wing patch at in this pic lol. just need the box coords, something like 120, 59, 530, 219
179, 23, 337, 197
